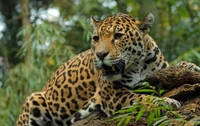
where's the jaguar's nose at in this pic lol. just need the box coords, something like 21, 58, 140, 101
96, 51, 109, 60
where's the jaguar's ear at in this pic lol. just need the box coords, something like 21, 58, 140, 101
90, 17, 101, 29
137, 13, 155, 34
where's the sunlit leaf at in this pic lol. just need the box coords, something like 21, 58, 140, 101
117, 117, 125, 126
134, 89, 156, 93
124, 116, 132, 126
135, 107, 145, 122
147, 112, 155, 126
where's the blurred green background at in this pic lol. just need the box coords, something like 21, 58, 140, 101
0, 0, 200, 125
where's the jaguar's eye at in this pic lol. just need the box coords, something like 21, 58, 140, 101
114, 33, 124, 40
92, 36, 99, 42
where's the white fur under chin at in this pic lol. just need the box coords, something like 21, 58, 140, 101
103, 74, 122, 81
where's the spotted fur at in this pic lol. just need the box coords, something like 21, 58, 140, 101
17, 13, 183, 126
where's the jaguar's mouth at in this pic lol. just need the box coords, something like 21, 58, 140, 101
101, 60, 125, 80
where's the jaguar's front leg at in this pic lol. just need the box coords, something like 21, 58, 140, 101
100, 85, 181, 116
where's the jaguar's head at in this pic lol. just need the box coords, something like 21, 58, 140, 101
91, 13, 154, 81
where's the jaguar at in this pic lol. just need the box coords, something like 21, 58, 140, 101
17, 12, 193, 126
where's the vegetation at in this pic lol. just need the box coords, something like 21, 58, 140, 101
0, 0, 200, 125
111, 99, 191, 126
109, 83, 191, 126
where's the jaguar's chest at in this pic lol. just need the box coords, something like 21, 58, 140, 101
119, 63, 146, 88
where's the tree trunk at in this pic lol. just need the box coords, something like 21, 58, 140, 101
20, 0, 31, 66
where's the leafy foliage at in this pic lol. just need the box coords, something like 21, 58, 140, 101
133, 82, 166, 97
170, 47, 200, 66
109, 84, 191, 126
0, 22, 75, 125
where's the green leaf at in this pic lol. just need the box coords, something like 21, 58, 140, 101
135, 108, 145, 122
108, 113, 131, 121
147, 112, 155, 126
158, 118, 188, 126
153, 116, 168, 126
159, 89, 167, 95
151, 105, 169, 110
134, 89, 156, 93
133, 82, 150, 88
152, 97, 164, 103
117, 117, 125, 126
154, 109, 160, 118
114, 104, 142, 114
124, 116, 132, 126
